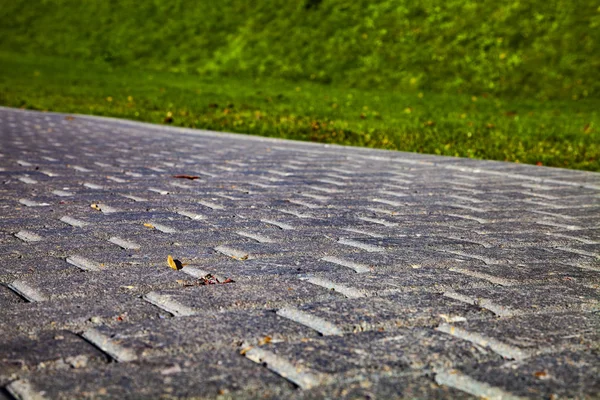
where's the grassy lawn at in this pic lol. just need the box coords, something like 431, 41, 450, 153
1, 51, 598, 171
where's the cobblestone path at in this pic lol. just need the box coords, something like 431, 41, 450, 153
0, 107, 599, 399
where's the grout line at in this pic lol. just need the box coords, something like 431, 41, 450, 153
236, 231, 276, 243
277, 307, 343, 336
321, 256, 371, 273
108, 236, 141, 250
449, 267, 516, 286
443, 290, 517, 317
8, 281, 47, 302
358, 216, 398, 227
6, 380, 47, 400
338, 238, 385, 252
261, 219, 294, 230
81, 328, 138, 362
60, 216, 89, 227
301, 276, 367, 299
242, 347, 324, 390
436, 323, 529, 360
214, 245, 251, 260
143, 292, 197, 317
66, 255, 103, 272
14, 230, 43, 242
434, 369, 526, 400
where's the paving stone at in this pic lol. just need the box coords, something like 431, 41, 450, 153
285, 293, 495, 333
440, 311, 600, 356
1, 107, 599, 398
254, 329, 503, 375
15, 350, 296, 400
450, 351, 600, 399
0, 330, 108, 380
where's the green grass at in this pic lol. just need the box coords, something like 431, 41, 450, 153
1, 51, 598, 171
1, 0, 599, 100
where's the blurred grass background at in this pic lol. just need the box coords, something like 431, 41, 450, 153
0, 0, 598, 170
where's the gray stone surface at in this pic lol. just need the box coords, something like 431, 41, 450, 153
0, 106, 599, 399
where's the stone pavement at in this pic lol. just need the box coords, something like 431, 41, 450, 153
0, 106, 598, 399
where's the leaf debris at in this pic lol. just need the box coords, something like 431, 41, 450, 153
167, 255, 184, 270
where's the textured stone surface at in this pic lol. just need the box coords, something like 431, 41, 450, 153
0, 107, 599, 399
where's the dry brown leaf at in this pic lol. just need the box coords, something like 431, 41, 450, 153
173, 175, 200, 180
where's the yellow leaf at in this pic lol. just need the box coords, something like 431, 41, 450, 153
90, 204, 101, 211
144, 223, 155, 229
167, 255, 183, 270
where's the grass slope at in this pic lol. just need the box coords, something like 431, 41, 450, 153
2, 52, 598, 171
1, 0, 599, 100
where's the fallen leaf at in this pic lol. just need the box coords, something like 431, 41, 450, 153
534, 370, 549, 380
258, 336, 272, 346
167, 255, 184, 270
239, 346, 252, 355
90, 204, 102, 211
65, 116, 75, 121
144, 223, 155, 229
173, 175, 200, 180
